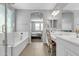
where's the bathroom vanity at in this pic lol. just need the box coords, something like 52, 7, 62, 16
50, 32, 79, 56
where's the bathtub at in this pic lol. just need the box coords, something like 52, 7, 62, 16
12, 32, 29, 56
0, 32, 29, 56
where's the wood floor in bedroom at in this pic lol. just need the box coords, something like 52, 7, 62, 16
31, 36, 42, 42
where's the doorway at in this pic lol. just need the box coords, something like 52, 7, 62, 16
30, 12, 43, 42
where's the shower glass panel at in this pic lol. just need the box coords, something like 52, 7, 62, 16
7, 8, 14, 32
0, 3, 15, 56
0, 4, 5, 56
7, 7, 15, 56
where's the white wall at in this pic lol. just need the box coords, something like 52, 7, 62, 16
16, 10, 30, 32
16, 10, 31, 43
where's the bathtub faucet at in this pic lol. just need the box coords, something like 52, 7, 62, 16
20, 33, 23, 40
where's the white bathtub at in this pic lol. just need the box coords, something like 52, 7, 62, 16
0, 32, 29, 56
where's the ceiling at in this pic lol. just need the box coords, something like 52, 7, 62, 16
10, 3, 68, 19
11, 3, 56, 10
63, 3, 79, 11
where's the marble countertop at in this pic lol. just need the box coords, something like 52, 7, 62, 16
50, 32, 79, 46
56, 35, 79, 46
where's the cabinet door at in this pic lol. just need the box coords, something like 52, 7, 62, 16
56, 39, 65, 56
65, 48, 77, 56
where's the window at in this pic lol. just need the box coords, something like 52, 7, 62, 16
7, 8, 15, 32
35, 23, 43, 31
0, 4, 15, 33
35, 23, 40, 30
0, 4, 5, 32
41, 23, 43, 30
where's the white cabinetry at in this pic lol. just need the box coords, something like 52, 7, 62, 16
56, 37, 79, 56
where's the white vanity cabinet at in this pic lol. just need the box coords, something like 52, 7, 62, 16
56, 37, 79, 56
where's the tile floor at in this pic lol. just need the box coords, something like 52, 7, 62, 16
20, 42, 49, 56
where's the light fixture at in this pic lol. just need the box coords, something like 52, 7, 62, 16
52, 10, 60, 17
